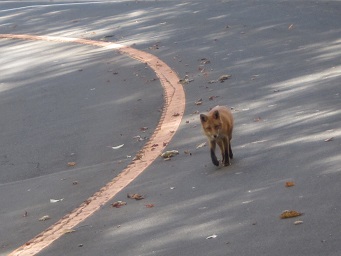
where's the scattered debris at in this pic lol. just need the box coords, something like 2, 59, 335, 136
196, 142, 207, 149
199, 58, 211, 65
23, 211, 28, 217
324, 137, 334, 142
285, 181, 295, 187
160, 150, 179, 158
133, 135, 146, 142
39, 215, 51, 221
173, 112, 180, 117
50, 198, 64, 203
208, 95, 219, 101
127, 193, 144, 200
280, 210, 303, 219
111, 201, 127, 208
140, 127, 148, 132
145, 204, 154, 208
108, 144, 124, 150
149, 43, 159, 50
254, 117, 262, 122
208, 74, 232, 84
184, 150, 192, 155
206, 234, 218, 239
72, 181, 78, 185
288, 24, 294, 30
294, 220, 303, 225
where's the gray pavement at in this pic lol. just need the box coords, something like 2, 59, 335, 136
1, 1, 341, 256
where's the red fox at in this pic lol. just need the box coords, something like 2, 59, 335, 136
200, 106, 234, 166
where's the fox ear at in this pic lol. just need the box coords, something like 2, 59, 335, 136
200, 114, 208, 123
213, 110, 220, 119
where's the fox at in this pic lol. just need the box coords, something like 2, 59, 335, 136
200, 106, 234, 167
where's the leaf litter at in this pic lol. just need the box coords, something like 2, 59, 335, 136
160, 150, 179, 158
280, 210, 303, 219
127, 193, 144, 200
111, 201, 127, 208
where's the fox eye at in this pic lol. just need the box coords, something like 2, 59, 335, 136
214, 125, 221, 129
206, 126, 212, 131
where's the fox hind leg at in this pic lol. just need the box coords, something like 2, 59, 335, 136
222, 137, 231, 166
229, 141, 233, 159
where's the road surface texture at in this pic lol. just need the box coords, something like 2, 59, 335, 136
1, 1, 340, 256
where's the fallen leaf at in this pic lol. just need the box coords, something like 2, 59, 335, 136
67, 162, 76, 167
108, 144, 124, 149
218, 74, 232, 82
127, 193, 144, 200
195, 98, 203, 105
294, 220, 303, 225
324, 137, 334, 142
285, 181, 295, 187
39, 215, 50, 221
280, 210, 303, 219
160, 150, 179, 158
179, 75, 194, 85
254, 117, 262, 122
145, 204, 154, 208
206, 234, 218, 239
63, 229, 76, 234
288, 24, 294, 30
140, 127, 148, 132
173, 113, 180, 117
111, 201, 127, 208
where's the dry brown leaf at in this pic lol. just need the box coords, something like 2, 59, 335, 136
145, 204, 154, 208
111, 201, 127, 208
218, 74, 232, 82
127, 193, 144, 200
285, 181, 295, 187
67, 162, 76, 167
280, 210, 303, 219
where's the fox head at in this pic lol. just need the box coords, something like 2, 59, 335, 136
200, 110, 222, 139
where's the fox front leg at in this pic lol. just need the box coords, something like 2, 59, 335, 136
209, 140, 220, 166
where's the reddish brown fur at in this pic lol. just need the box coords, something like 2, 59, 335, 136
200, 106, 234, 166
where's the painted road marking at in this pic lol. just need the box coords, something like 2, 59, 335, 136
0, 34, 185, 256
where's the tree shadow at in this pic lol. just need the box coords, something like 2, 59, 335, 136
0, 0, 340, 255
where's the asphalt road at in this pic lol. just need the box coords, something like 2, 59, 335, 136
1, 1, 341, 256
